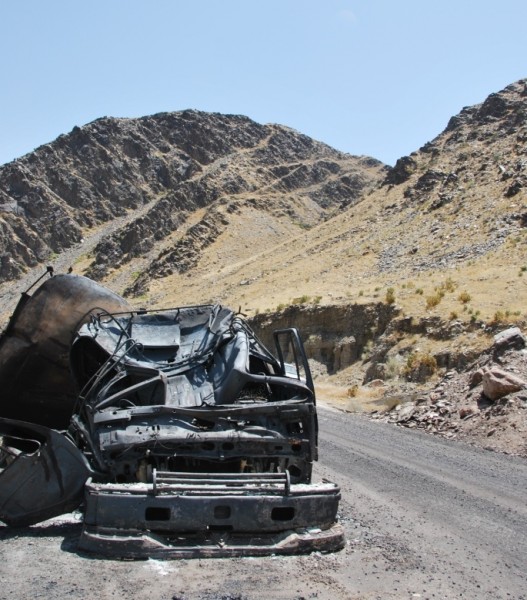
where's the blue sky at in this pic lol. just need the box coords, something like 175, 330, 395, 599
1, 0, 526, 167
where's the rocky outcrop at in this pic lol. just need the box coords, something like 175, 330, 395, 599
372, 78, 527, 277
374, 325, 527, 457
384, 155, 417, 185
0, 111, 386, 285
250, 302, 399, 375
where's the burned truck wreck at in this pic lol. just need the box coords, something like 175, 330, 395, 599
0, 273, 343, 558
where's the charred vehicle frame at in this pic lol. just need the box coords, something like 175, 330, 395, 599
0, 273, 343, 558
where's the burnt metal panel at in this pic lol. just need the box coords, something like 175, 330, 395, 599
0, 418, 91, 526
79, 474, 344, 558
0, 274, 131, 427
79, 523, 346, 559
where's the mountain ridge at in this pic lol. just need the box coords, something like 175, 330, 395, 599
0, 110, 385, 285
0, 80, 526, 455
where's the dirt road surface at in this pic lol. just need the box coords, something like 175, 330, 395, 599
1, 405, 526, 600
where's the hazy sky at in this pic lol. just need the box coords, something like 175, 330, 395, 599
1, 0, 526, 167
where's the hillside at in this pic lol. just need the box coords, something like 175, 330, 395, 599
0, 79, 526, 455
0, 111, 384, 286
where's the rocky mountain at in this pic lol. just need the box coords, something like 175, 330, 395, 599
0, 111, 385, 285
1, 79, 526, 456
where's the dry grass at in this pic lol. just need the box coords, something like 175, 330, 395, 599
316, 382, 387, 413
134, 187, 527, 329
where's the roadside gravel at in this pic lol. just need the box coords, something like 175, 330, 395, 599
1, 405, 525, 599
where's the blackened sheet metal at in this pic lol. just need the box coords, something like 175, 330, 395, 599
0, 418, 91, 527
78, 474, 344, 558
0, 273, 343, 556
0, 274, 131, 428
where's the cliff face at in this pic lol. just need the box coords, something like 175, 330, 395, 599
251, 303, 398, 375
0, 111, 386, 285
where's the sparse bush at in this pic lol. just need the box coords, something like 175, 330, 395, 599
385, 287, 396, 304
441, 277, 457, 293
403, 352, 437, 382
313, 296, 322, 305
385, 356, 402, 379
347, 385, 359, 398
458, 291, 471, 304
425, 293, 443, 310
415, 288, 424, 295
489, 310, 511, 326
291, 295, 310, 305
449, 311, 458, 320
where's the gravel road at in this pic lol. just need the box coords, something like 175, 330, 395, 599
1, 405, 526, 600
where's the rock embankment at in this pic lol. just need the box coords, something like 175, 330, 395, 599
374, 326, 527, 456
250, 302, 398, 375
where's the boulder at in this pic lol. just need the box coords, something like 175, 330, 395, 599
493, 327, 526, 353
482, 366, 527, 401
469, 368, 485, 388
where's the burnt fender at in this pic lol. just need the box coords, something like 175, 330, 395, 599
0, 418, 91, 527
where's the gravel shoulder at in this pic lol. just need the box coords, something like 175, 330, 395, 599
1, 405, 526, 600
